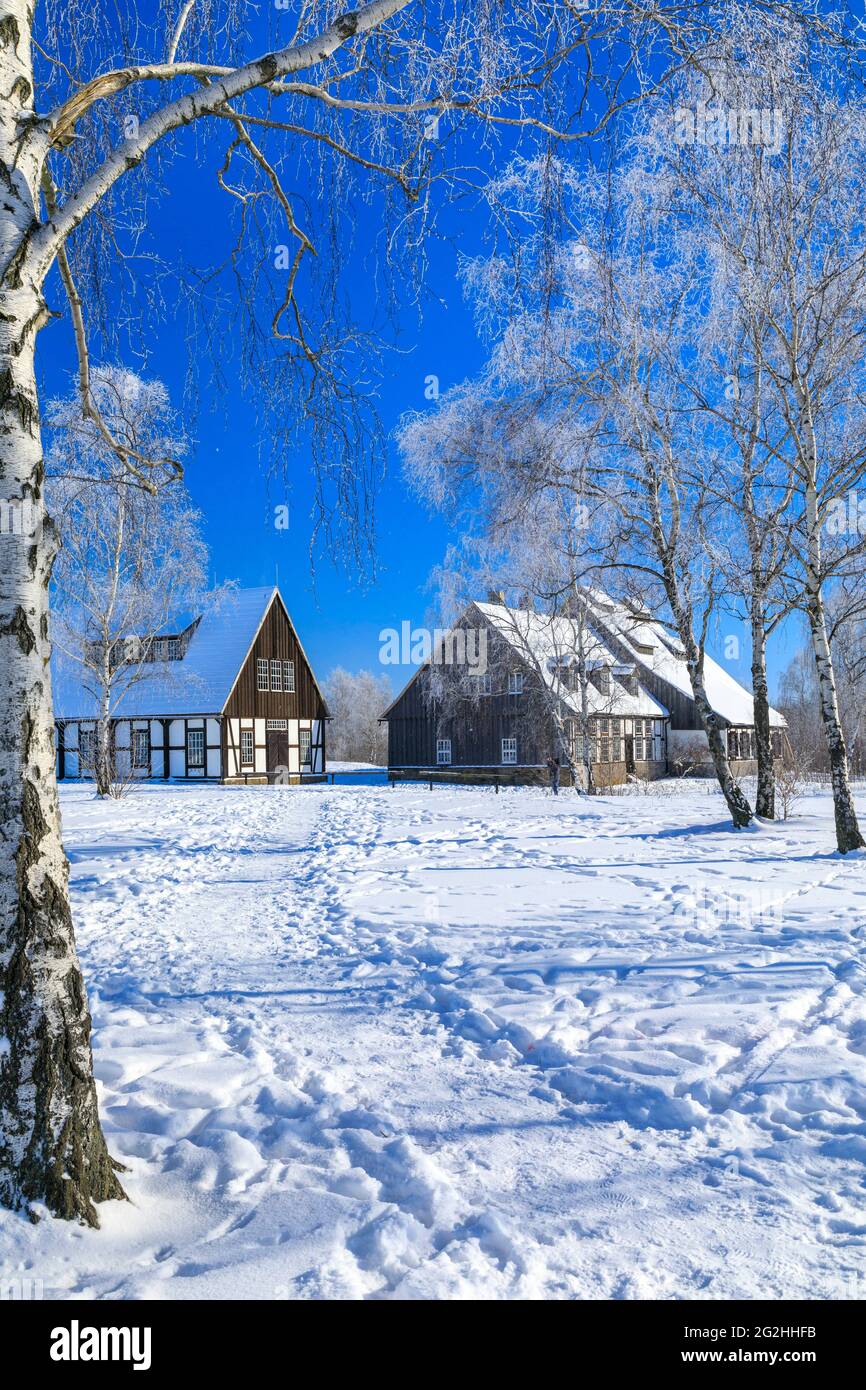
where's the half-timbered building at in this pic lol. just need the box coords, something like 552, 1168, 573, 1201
54, 586, 328, 784
578, 589, 787, 776
382, 598, 671, 786
383, 591, 787, 785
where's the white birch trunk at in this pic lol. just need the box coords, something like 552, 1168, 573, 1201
750, 596, 776, 820
799, 393, 864, 853
0, 1, 124, 1224
804, 547, 864, 853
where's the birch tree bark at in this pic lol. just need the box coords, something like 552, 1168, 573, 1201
802, 443, 865, 852
0, 1, 126, 1223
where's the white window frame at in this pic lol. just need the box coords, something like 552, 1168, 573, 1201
436, 738, 452, 766
634, 719, 645, 762
132, 727, 150, 769
283, 660, 295, 693
239, 729, 254, 767
299, 729, 312, 766
187, 728, 205, 768
257, 658, 269, 692
501, 737, 517, 765
507, 671, 524, 695
270, 659, 282, 693
166, 637, 181, 660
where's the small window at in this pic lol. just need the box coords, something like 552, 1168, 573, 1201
79, 728, 96, 768
240, 729, 254, 766
501, 737, 517, 765
167, 638, 181, 660
771, 730, 782, 759
132, 728, 150, 769
257, 658, 269, 692
284, 660, 295, 693
299, 729, 312, 766
436, 739, 452, 766
475, 672, 491, 695
270, 659, 282, 693
611, 718, 621, 762
155, 639, 168, 661
187, 728, 205, 768
634, 719, 645, 761
508, 671, 524, 695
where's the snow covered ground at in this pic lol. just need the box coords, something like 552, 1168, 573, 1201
3, 779, 866, 1300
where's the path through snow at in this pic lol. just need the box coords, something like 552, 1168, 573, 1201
2, 781, 866, 1299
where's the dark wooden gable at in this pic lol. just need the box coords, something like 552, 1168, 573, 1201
383, 612, 553, 767
223, 593, 327, 722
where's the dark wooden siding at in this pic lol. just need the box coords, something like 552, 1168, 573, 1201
223, 594, 327, 722
386, 663, 556, 768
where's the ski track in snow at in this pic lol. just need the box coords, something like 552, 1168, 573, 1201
2, 780, 866, 1300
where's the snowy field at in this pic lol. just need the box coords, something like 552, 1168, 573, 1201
3, 779, 866, 1300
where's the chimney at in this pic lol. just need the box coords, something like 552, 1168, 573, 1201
487, 589, 506, 604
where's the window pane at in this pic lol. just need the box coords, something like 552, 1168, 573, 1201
436, 739, 451, 765
257, 658, 269, 692
299, 729, 311, 765
240, 729, 254, 766
284, 660, 295, 693
270, 660, 282, 693
188, 729, 205, 767
132, 729, 150, 769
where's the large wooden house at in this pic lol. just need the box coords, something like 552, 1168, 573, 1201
54, 586, 328, 784
382, 592, 786, 786
383, 598, 671, 787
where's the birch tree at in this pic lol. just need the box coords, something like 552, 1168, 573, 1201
632, 14, 866, 846
48, 431, 210, 800
401, 154, 756, 827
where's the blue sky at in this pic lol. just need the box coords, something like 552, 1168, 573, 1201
37, 18, 803, 703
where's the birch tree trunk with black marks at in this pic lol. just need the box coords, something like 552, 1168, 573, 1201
0, 0, 125, 1224
651, 470, 753, 828
802, 466, 864, 853
750, 594, 776, 820
0, 0, 413, 1226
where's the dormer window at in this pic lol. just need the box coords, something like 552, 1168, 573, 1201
591, 666, 611, 696
508, 671, 524, 695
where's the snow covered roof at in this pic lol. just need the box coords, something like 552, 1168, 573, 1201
471, 601, 669, 719
580, 588, 786, 728
53, 586, 299, 719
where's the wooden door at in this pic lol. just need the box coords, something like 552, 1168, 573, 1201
266, 730, 289, 778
